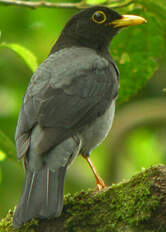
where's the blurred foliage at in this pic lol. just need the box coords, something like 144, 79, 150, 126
0, 0, 166, 219
1, 43, 38, 72
0, 130, 16, 161
118, 128, 166, 180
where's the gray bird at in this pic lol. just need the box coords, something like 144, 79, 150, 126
13, 6, 146, 228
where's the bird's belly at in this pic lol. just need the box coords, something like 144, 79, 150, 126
79, 100, 115, 155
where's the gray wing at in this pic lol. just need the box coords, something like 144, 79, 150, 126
15, 47, 119, 159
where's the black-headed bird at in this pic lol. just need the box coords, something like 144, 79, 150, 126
13, 6, 146, 228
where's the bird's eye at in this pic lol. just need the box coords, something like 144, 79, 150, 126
92, 11, 107, 24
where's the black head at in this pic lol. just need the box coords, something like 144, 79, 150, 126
51, 6, 146, 54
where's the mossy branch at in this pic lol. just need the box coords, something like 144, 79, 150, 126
1, 165, 166, 232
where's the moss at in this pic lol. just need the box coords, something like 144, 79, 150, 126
0, 165, 165, 232
0, 209, 38, 232
62, 166, 163, 232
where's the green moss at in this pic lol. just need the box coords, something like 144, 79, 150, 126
0, 165, 164, 232
62, 166, 162, 232
0, 209, 38, 232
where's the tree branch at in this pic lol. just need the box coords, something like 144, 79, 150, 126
0, 0, 134, 9
0, 0, 83, 9
1, 165, 166, 231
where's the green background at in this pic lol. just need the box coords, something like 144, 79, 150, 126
0, 0, 166, 218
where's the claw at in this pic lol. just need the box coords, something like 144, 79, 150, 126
83, 156, 107, 191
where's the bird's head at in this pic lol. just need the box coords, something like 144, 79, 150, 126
52, 6, 146, 54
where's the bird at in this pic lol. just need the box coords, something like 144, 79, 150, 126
13, 6, 146, 228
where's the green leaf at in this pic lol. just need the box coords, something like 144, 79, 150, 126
86, 0, 106, 4
0, 43, 38, 72
110, 4, 166, 103
0, 150, 6, 161
137, 0, 166, 22
0, 130, 16, 162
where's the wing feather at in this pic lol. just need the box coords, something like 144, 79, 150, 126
15, 47, 119, 158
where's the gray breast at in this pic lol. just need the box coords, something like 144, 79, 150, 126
79, 100, 115, 155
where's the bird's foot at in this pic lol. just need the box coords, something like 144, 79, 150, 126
82, 155, 107, 191
96, 176, 106, 191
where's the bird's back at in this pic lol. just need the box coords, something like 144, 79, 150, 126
15, 46, 119, 159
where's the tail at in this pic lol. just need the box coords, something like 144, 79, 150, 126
13, 166, 66, 228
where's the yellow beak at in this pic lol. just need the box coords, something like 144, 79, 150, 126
111, 15, 147, 28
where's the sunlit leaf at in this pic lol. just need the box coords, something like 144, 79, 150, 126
0, 150, 6, 161
0, 43, 38, 72
86, 0, 132, 8
0, 130, 16, 162
86, 0, 106, 4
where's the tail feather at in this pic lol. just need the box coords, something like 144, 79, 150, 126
45, 166, 66, 217
13, 166, 66, 228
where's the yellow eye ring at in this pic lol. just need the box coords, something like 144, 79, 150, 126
92, 11, 107, 24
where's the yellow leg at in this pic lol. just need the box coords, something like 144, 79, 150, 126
83, 156, 106, 191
